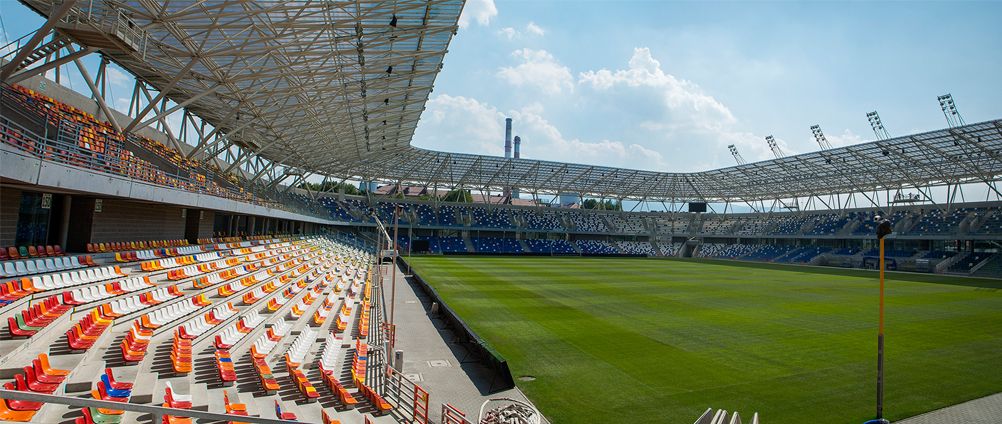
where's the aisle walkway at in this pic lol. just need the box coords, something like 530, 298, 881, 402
897, 392, 1002, 424
384, 261, 546, 423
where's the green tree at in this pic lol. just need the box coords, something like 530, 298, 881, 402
298, 181, 361, 195
581, 198, 622, 210
441, 189, 472, 203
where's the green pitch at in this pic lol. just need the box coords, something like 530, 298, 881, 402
405, 256, 1002, 423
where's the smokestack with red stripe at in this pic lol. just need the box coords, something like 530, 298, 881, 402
514, 136, 521, 159
504, 118, 512, 159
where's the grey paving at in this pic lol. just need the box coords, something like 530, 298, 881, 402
383, 261, 547, 423
897, 392, 1002, 424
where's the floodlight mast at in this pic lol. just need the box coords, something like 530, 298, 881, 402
765, 135, 784, 159
867, 111, 890, 140
727, 144, 746, 165
938, 94, 965, 128
810, 125, 833, 150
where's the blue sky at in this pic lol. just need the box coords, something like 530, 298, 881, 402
411, 0, 1002, 171
3, 0, 1001, 174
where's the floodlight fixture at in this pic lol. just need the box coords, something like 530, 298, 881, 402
937, 94, 965, 128
765, 135, 784, 158
867, 111, 890, 140
810, 124, 832, 150
727, 144, 746, 165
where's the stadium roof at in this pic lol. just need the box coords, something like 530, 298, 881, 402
18, 0, 462, 169
344, 120, 1001, 203
14, 1, 1002, 203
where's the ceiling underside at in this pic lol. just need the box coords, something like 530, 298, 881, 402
22, 0, 462, 168
19, 1, 1002, 201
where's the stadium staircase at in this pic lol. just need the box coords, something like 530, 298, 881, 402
935, 252, 968, 273
518, 240, 532, 253
598, 215, 615, 233
971, 253, 1002, 278
569, 239, 582, 254
654, 242, 675, 257
462, 237, 475, 253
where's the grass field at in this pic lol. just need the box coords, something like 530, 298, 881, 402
406, 256, 1002, 423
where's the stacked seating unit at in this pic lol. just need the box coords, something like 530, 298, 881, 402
0, 244, 64, 261
7, 295, 71, 337
0, 354, 69, 422
162, 382, 193, 424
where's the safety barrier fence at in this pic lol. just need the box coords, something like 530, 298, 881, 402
0, 389, 297, 424
0, 85, 328, 219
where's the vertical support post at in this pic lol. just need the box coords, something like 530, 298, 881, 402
876, 236, 885, 420
390, 205, 399, 349
59, 195, 72, 248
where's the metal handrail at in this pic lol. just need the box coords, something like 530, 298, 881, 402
0, 115, 318, 214
0, 84, 329, 218
0, 31, 36, 62
0, 389, 297, 424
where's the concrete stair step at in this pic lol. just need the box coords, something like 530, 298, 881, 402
130, 370, 159, 404
189, 382, 209, 411
63, 357, 106, 393
205, 386, 225, 414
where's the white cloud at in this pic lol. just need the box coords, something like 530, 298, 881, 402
497, 49, 574, 95
825, 128, 865, 148
498, 27, 517, 40
525, 22, 545, 37
574, 47, 792, 167
113, 97, 131, 113
580, 47, 735, 131
413, 95, 670, 171
458, 0, 497, 28
105, 66, 132, 87
0, 42, 15, 57
422, 47, 787, 172
415, 94, 507, 156
497, 22, 545, 40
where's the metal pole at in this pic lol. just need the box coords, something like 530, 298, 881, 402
877, 236, 885, 419
390, 205, 400, 347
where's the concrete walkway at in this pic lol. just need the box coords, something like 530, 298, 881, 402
383, 261, 546, 423
897, 392, 1002, 424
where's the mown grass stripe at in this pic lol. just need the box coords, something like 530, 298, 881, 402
408, 256, 1002, 423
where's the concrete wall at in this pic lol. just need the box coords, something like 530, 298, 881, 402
90, 199, 187, 243
1, 143, 335, 226
198, 210, 215, 239
0, 187, 21, 247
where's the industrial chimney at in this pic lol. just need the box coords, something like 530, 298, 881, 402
504, 118, 512, 159
513, 136, 521, 159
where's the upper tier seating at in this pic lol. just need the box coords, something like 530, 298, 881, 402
1, 84, 276, 206
576, 240, 619, 255
907, 208, 971, 235
566, 213, 609, 232
517, 209, 562, 231
607, 214, 647, 233
471, 208, 515, 229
